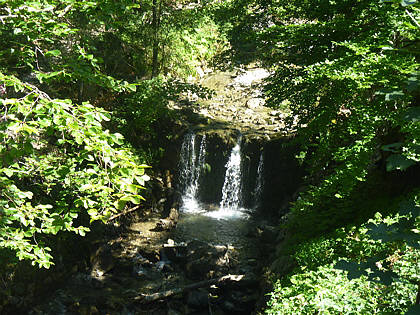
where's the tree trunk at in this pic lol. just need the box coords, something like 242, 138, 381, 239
151, 0, 159, 77
135, 274, 245, 303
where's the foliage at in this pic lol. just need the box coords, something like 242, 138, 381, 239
0, 0, 226, 269
163, 15, 229, 77
211, 0, 271, 65
267, 263, 417, 315
268, 206, 419, 314
238, 0, 420, 313
261, 0, 420, 233
0, 0, 155, 268
0, 73, 149, 268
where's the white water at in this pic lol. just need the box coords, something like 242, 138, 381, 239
179, 132, 248, 220
254, 151, 264, 209
179, 133, 206, 213
219, 136, 243, 211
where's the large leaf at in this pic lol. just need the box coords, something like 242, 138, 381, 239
403, 107, 420, 122
405, 305, 420, 315
386, 154, 416, 171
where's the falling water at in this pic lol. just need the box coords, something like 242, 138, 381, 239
220, 136, 243, 211
254, 151, 264, 209
178, 132, 206, 212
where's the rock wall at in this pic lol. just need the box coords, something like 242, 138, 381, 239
165, 127, 304, 217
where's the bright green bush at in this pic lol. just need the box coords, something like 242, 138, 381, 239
267, 265, 379, 315
164, 15, 229, 77
267, 262, 417, 315
0, 74, 149, 268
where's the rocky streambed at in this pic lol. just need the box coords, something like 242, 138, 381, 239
29, 208, 280, 315
170, 63, 294, 139
21, 65, 298, 315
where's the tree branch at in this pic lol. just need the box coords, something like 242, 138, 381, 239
108, 205, 141, 221
135, 274, 245, 303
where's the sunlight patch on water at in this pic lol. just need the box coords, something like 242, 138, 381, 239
180, 197, 206, 214
204, 207, 249, 220
181, 198, 250, 220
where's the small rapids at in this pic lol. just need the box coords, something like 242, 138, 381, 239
178, 132, 250, 221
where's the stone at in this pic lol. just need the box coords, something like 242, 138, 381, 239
233, 68, 270, 86
168, 309, 183, 315
186, 289, 209, 309
154, 218, 174, 231
168, 208, 179, 222
244, 108, 254, 116
246, 98, 264, 109
221, 300, 236, 313
185, 258, 211, 280
90, 244, 115, 277
259, 225, 278, 244
270, 255, 296, 276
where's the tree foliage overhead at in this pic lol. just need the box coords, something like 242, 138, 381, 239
260, 0, 419, 228
0, 0, 228, 270
216, 0, 420, 313
0, 0, 153, 268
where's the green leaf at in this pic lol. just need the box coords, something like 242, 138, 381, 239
45, 50, 61, 57
382, 143, 403, 152
405, 305, 420, 315
401, 0, 417, 6
403, 107, 420, 122
406, 74, 419, 93
386, 154, 417, 171
385, 90, 405, 101
120, 194, 144, 204
2, 168, 14, 177
114, 199, 127, 210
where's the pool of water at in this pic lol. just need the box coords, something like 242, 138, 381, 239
172, 197, 255, 248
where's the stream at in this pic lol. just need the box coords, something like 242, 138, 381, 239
29, 131, 272, 315
25, 66, 301, 315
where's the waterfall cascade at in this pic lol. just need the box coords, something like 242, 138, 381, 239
178, 132, 249, 219
220, 136, 243, 210
254, 151, 264, 209
178, 132, 206, 212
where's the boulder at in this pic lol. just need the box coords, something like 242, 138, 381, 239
90, 244, 115, 277
186, 289, 209, 309
246, 98, 264, 109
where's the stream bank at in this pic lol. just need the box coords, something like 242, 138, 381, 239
2, 65, 303, 314
27, 209, 281, 314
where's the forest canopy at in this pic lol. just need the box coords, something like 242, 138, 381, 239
0, 0, 419, 314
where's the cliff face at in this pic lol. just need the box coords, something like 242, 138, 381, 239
158, 64, 304, 217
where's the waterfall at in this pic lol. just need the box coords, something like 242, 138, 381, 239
178, 132, 206, 212
220, 136, 243, 210
254, 151, 264, 209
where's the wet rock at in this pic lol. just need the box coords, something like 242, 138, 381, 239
186, 289, 209, 309
230, 290, 259, 311
221, 300, 236, 313
259, 225, 278, 244
154, 208, 179, 231
183, 241, 229, 280
168, 309, 183, 315
246, 98, 264, 109
90, 244, 115, 277
270, 255, 296, 276
162, 241, 188, 263
185, 258, 212, 280
133, 265, 148, 278
224, 272, 259, 290
155, 260, 173, 272
155, 218, 176, 231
